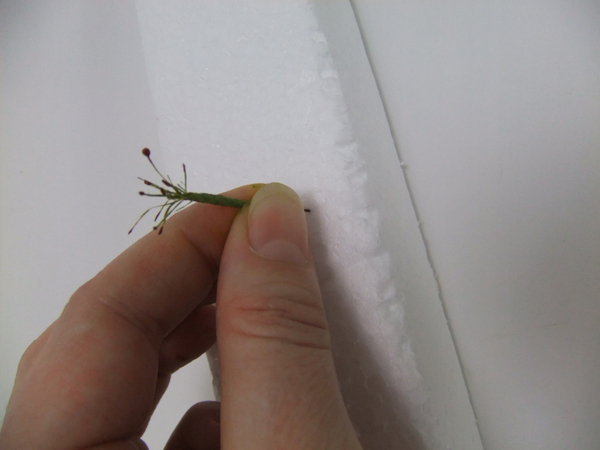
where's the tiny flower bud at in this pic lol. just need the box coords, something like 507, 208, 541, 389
142, 148, 151, 157
139, 191, 146, 196
162, 180, 173, 187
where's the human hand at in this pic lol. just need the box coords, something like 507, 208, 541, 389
0, 183, 363, 450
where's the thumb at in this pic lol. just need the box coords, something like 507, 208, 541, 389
216, 183, 362, 450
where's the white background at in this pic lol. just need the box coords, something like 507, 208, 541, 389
1, 1, 599, 449
351, 2, 600, 449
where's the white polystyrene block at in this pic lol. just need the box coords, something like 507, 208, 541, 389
135, 1, 481, 449
1, 1, 480, 449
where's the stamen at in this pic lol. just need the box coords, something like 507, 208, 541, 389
131, 148, 277, 235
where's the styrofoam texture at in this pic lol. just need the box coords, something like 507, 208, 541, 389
1, 1, 480, 449
135, 1, 481, 449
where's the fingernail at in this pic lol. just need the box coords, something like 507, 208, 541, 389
248, 183, 309, 265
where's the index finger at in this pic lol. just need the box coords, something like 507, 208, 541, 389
70, 184, 262, 346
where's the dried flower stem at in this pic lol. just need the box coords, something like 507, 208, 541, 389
129, 148, 249, 235
130, 148, 310, 235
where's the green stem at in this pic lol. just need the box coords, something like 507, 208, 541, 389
183, 192, 249, 208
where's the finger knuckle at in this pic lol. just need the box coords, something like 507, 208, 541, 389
221, 280, 331, 350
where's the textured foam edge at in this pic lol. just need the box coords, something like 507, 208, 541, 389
310, 1, 484, 449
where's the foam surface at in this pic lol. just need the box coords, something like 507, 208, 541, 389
0, 2, 479, 448
135, 1, 479, 448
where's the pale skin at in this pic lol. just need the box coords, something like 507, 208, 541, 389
0, 183, 363, 450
